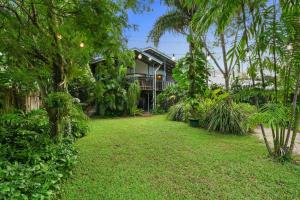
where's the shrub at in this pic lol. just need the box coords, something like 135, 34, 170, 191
127, 80, 141, 115
157, 84, 183, 112
151, 107, 165, 115
167, 98, 212, 123
197, 98, 215, 128
233, 103, 258, 132
44, 92, 74, 119
0, 139, 76, 199
249, 103, 291, 160
167, 101, 191, 122
0, 110, 79, 199
208, 101, 247, 135
233, 103, 257, 118
66, 105, 89, 138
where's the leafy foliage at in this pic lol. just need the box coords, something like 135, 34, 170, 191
208, 101, 247, 135
157, 84, 184, 112
167, 101, 191, 122
173, 51, 208, 95
127, 80, 141, 115
249, 103, 293, 160
93, 62, 137, 116
250, 104, 290, 128
147, 0, 194, 45
0, 110, 78, 199
45, 92, 74, 120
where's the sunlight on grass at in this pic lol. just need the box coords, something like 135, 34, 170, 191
61, 116, 300, 200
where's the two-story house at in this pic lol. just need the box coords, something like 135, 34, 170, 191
91, 47, 176, 112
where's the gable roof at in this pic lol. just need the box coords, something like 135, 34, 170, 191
132, 48, 163, 65
142, 47, 176, 65
90, 47, 175, 66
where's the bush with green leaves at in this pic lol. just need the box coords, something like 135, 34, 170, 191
233, 103, 258, 132
127, 80, 141, 116
167, 101, 191, 122
208, 101, 247, 135
249, 103, 293, 160
167, 98, 204, 122
157, 84, 184, 112
66, 105, 89, 138
44, 92, 74, 119
196, 98, 215, 128
0, 109, 84, 199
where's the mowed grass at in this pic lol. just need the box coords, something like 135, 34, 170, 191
61, 115, 300, 200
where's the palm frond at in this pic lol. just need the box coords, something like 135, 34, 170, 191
147, 10, 189, 46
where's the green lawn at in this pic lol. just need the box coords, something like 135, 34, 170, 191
61, 115, 300, 200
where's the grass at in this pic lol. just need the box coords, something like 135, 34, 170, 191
61, 115, 300, 200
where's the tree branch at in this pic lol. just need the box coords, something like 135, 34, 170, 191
201, 37, 225, 74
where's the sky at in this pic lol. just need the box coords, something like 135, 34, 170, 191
124, 1, 189, 59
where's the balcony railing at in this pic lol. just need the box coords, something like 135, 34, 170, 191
128, 76, 175, 91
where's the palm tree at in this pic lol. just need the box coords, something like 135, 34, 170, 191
191, 0, 267, 91
191, 0, 238, 91
147, 0, 195, 46
147, 0, 199, 97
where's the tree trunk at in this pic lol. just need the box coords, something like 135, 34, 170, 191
47, 0, 67, 139
258, 52, 266, 89
260, 124, 273, 156
288, 71, 300, 153
220, 33, 230, 91
188, 31, 196, 98
272, 5, 278, 102
250, 8, 266, 89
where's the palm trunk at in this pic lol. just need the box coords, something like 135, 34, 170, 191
258, 51, 266, 89
242, 3, 259, 107
288, 70, 300, 153
260, 124, 273, 156
250, 8, 266, 89
283, 62, 292, 104
284, 18, 300, 151
272, 5, 278, 103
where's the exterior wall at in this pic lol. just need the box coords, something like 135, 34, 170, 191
134, 59, 149, 75
128, 59, 166, 77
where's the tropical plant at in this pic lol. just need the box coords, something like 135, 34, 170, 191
148, 0, 207, 97
246, 1, 300, 160
188, 0, 300, 159
0, 0, 141, 138
167, 101, 192, 122
157, 84, 184, 112
94, 63, 128, 116
127, 80, 141, 115
0, 110, 77, 199
208, 100, 247, 135
173, 49, 209, 96
191, 0, 241, 91
147, 0, 196, 46
249, 104, 292, 160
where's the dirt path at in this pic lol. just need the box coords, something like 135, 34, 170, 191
254, 128, 300, 155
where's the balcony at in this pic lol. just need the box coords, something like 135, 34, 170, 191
127, 75, 175, 91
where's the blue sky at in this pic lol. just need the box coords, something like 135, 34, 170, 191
124, 1, 189, 59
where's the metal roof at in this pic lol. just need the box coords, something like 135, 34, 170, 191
90, 47, 175, 65
143, 47, 175, 63
132, 48, 163, 65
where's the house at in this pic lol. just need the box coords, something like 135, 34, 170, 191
91, 47, 176, 112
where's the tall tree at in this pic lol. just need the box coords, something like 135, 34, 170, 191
0, 0, 142, 138
147, 0, 201, 97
